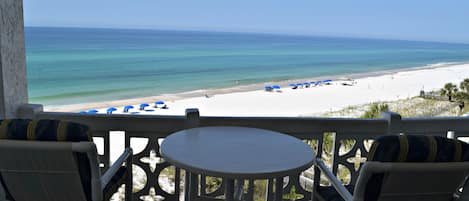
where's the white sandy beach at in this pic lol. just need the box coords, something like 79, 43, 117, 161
47, 63, 469, 117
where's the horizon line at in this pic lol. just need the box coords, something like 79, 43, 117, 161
24, 25, 469, 46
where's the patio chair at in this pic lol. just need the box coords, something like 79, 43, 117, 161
0, 119, 133, 201
314, 134, 469, 201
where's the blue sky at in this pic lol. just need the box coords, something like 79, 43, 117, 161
24, 1, 469, 43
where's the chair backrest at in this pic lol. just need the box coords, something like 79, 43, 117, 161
352, 135, 469, 201
0, 119, 101, 201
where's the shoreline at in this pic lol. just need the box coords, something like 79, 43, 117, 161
45, 61, 469, 114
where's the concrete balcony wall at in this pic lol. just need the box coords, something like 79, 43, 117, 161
0, 0, 28, 119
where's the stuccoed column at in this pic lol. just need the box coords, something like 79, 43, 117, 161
0, 0, 28, 118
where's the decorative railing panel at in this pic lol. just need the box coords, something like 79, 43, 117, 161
29, 107, 469, 201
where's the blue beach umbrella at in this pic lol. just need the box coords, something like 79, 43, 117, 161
289, 84, 297, 89
303, 82, 310, 87
154, 101, 165, 108
139, 103, 150, 110
265, 86, 273, 91
88, 109, 98, 114
310, 81, 316, 85
107, 107, 117, 114
296, 83, 303, 88
272, 85, 281, 92
123, 105, 134, 113
323, 79, 332, 83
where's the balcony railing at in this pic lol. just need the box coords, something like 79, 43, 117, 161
22, 105, 469, 201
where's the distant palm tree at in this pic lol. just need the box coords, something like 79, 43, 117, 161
454, 92, 468, 111
460, 78, 469, 93
440, 83, 458, 101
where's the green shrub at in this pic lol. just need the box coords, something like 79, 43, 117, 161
361, 103, 389, 118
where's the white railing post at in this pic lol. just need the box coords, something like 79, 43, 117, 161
185, 108, 200, 128
0, 0, 28, 119
381, 111, 402, 134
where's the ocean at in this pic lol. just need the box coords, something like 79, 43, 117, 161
25, 27, 469, 105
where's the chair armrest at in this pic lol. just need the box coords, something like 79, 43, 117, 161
101, 147, 133, 190
314, 158, 353, 201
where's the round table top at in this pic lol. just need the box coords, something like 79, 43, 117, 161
161, 126, 315, 179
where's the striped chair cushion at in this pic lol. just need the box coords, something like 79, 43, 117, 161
368, 135, 469, 162
0, 119, 93, 201
363, 135, 469, 201
317, 135, 469, 201
0, 119, 91, 142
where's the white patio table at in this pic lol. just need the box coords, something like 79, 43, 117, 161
161, 126, 315, 201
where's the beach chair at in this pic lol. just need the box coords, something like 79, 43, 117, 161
0, 119, 133, 201
314, 135, 469, 201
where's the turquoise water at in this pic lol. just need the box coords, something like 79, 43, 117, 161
25, 27, 469, 105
